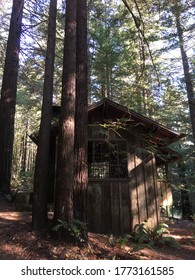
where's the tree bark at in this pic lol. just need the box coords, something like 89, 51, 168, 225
54, 0, 77, 226
172, 0, 195, 145
32, 0, 57, 230
172, 2, 194, 220
74, 0, 88, 222
0, 0, 24, 195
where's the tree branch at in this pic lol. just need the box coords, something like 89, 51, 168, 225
122, 0, 160, 85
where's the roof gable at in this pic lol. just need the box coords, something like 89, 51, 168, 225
88, 98, 185, 145
30, 98, 185, 164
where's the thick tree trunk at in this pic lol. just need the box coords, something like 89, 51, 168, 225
32, 0, 57, 230
74, 0, 88, 222
0, 0, 24, 195
172, 1, 195, 144
54, 0, 77, 227
172, 2, 194, 220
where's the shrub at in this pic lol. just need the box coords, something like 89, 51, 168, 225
133, 219, 171, 247
52, 219, 88, 244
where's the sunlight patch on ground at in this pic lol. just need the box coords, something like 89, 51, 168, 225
169, 234, 192, 240
0, 212, 31, 222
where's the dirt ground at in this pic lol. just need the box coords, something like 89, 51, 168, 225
0, 199, 195, 260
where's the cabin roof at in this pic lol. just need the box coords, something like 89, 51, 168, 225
30, 98, 185, 164
88, 98, 185, 145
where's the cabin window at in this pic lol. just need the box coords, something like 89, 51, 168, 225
88, 141, 127, 179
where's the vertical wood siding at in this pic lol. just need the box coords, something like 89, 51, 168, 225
87, 155, 161, 235
87, 181, 131, 235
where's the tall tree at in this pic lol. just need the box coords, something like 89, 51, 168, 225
54, 0, 77, 231
0, 0, 24, 195
0, 1, 10, 72
154, 0, 195, 217
171, 0, 195, 145
32, 0, 57, 230
74, 0, 88, 222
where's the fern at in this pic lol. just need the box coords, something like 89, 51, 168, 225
133, 220, 172, 247
52, 219, 88, 244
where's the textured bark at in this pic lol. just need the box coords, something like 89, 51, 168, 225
32, 0, 57, 230
172, 1, 194, 219
54, 0, 77, 225
172, 0, 195, 144
74, 0, 88, 222
0, 0, 24, 194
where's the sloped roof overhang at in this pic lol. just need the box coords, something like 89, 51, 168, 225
30, 98, 185, 164
88, 98, 185, 147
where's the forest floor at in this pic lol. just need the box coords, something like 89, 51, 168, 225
0, 199, 195, 260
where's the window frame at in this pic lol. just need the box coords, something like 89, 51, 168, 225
88, 139, 128, 180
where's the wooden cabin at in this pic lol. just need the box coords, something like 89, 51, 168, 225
30, 98, 185, 235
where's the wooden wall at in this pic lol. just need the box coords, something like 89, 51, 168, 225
129, 155, 160, 231
49, 122, 163, 235
87, 180, 131, 235
87, 155, 161, 235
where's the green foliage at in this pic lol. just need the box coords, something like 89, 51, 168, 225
117, 234, 132, 247
52, 219, 88, 244
1, 0, 194, 224
12, 172, 34, 192
110, 224, 176, 252
88, 0, 150, 105
133, 219, 171, 247
157, 236, 180, 249
108, 234, 132, 247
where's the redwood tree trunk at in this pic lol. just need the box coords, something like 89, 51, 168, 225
54, 0, 77, 226
0, 0, 24, 195
74, 0, 88, 222
32, 0, 57, 230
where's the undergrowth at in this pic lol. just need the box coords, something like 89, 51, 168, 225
108, 219, 180, 251
52, 219, 88, 244
132, 219, 179, 250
